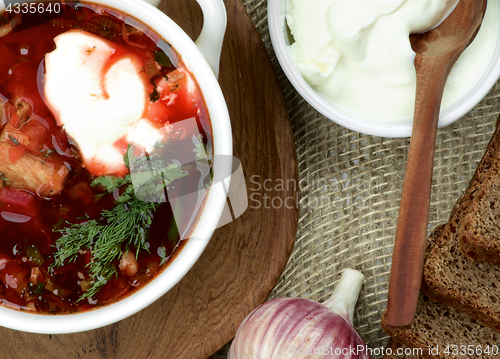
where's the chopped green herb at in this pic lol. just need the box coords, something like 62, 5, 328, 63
154, 51, 172, 67
53, 216, 65, 231
28, 282, 45, 297
26, 245, 45, 266
98, 27, 115, 40
0, 172, 8, 182
170, 199, 183, 242
8, 135, 20, 146
131, 162, 187, 203
52, 198, 157, 300
40, 148, 54, 161
51, 143, 188, 301
91, 175, 129, 193
193, 135, 207, 160
157, 246, 168, 265
149, 87, 160, 102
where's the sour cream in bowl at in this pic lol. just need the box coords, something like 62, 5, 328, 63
268, 0, 500, 137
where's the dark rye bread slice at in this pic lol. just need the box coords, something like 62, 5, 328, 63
381, 295, 500, 359
447, 116, 500, 220
422, 117, 500, 333
422, 208, 500, 333
455, 115, 500, 265
381, 225, 498, 359
383, 339, 425, 359
458, 180, 500, 265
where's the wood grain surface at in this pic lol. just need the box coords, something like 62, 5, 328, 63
0, 0, 298, 358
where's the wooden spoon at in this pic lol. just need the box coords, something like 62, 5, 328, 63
386, 0, 487, 329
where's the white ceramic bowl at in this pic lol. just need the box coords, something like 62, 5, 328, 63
0, 0, 232, 333
268, 0, 500, 138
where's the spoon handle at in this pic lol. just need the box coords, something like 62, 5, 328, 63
386, 55, 451, 328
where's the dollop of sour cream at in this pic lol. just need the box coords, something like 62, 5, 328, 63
44, 29, 161, 176
286, 0, 499, 122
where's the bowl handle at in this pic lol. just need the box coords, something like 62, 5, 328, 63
195, 0, 227, 77
194, 0, 227, 78
145, 0, 227, 78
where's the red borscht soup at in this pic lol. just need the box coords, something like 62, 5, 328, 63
0, 1, 213, 313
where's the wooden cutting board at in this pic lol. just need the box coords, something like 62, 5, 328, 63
0, 0, 298, 358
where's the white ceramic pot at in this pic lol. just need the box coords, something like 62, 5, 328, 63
0, 0, 232, 333
268, 0, 500, 138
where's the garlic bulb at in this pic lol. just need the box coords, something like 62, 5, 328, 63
228, 268, 370, 359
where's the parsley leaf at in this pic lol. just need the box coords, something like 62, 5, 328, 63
91, 175, 130, 193
193, 135, 207, 160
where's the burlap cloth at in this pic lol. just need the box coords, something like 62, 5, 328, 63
211, 1, 500, 358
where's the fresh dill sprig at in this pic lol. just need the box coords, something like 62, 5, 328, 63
51, 144, 187, 301
52, 217, 100, 268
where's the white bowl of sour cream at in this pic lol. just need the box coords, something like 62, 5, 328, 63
268, 0, 500, 137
